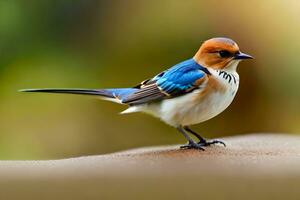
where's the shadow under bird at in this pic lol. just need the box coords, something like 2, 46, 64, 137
21, 37, 253, 150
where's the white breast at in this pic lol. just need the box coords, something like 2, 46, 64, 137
156, 69, 239, 127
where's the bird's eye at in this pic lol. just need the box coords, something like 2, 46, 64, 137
218, 50, 232, 58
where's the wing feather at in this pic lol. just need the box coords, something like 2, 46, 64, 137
122, 59, 209, 105
122, 84, 166, 105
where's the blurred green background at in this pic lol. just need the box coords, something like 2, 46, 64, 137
0, 0, 299, 159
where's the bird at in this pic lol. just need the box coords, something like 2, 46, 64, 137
20, 37, 253, 150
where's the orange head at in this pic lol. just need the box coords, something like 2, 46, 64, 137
193, 37, 253, 70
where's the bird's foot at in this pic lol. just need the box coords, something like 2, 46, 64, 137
198, 139, 226, 147
180, 141, 205, 151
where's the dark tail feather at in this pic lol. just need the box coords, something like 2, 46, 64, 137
19, 88, 139, 103
19, 88, 114, 98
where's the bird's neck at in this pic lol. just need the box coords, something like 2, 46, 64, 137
223, 60, 240, 72
205, 60, 240, 74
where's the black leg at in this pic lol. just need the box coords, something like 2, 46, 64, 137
184, 126, 226, 147
177, 126, 204, 150
184, 126, 206, 143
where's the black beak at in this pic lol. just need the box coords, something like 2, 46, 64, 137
234, 52, 253, 60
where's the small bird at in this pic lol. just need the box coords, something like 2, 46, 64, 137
21, 37, 253, 150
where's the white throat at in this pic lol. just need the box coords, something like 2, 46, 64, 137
223, 60, 240, 72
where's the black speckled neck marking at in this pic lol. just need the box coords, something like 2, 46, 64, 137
218, 70, 236, 84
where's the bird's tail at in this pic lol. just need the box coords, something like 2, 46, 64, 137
19, 88, 138, 104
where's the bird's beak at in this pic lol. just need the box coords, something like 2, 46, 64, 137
234, 52, 253, 60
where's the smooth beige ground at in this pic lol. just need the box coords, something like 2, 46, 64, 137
0, 134, 300, 200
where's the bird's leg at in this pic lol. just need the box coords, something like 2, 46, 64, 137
177, 126, 204, 150
183, 126, 206, 143
184, 126, 226, 147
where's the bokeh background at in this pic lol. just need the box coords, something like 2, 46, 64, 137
0, 0, 299, 159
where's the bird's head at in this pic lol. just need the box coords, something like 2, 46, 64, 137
193, 37, 253, 71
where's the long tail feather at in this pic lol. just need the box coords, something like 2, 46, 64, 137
19, 88, 139, 105
19, 88, 114, 98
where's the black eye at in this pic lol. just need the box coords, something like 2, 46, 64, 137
218, 50, 232, 58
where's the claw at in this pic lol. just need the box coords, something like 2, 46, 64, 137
180, 141, 205, 151
198, 139, 226, 147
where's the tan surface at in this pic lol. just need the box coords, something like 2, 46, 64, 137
0, 134, 300, 199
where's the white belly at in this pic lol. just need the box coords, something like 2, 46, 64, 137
159, 85, 237, 126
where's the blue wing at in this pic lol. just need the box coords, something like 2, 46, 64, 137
122, 59, 209, 105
